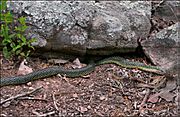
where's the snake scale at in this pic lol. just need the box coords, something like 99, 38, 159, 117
0, 57, 165, 87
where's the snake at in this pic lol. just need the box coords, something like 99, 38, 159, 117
0, 57, 165, 87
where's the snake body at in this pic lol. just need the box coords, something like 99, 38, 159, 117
0, 57, 164, 87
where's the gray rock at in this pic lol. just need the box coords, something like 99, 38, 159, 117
153, 1, 180, 22
7, 1, 151, 56
141, 23, 180, 77
87, 1, 151, 55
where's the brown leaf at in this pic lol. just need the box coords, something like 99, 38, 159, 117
159, 91, 176, 102
149, 76, 165, 85
148, 92, 161, 103
148, 90, 175, 103
17, 59, 33, 75
72, 58, 85, 69
156, 79, 177, 102
148, 81, 177, 103
164, 79, 177, 91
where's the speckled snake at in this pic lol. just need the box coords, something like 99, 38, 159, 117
0, 57, 165, 87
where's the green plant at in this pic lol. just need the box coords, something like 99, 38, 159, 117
0, 0, 36, 59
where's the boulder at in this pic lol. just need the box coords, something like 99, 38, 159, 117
7, 1, 152, 56
153, 1, 180, 22
141, 23, 180, 77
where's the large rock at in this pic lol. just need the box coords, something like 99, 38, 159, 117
7, 1, 151, 56
153, 1, 180, 22
141, 23, 180, 77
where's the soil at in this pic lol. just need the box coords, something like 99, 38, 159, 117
0, 52, 178, 117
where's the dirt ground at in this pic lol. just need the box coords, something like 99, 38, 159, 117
0, 53, 179, 117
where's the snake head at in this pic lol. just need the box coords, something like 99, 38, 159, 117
156, 67, 166, 75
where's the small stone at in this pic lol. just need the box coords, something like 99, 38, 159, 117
87, 105, 91, 109
46, 82, 50, 85
27, 82, 32, 86
72, 93, 78, 98
79, 106, 88, 113
100, 95, 106, 100
28, 87, 34, 90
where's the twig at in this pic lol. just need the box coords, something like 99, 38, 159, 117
52, 93, 59, 111
32, 110, 56, 117
18, 97, 48, 102
137, 83, 155, 89
0, 86, 43, 105
139, 89, 151, 110
152, 0, 165, 11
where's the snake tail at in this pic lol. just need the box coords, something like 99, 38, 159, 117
0, 64, 95, 87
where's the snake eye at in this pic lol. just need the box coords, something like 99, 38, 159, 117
159, 69, 166, 75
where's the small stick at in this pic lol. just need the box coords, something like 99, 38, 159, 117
32, 110, 56, 117
18, 97, 48, 102
139, 89, 151, 110
52, 93, 59, 111
0, 86, 43, 105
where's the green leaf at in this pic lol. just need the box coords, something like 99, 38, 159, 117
3, 46, 11, 59
21, 36, 27, 43
19, 17, 26, 25
15, 26, 22, 32
2, 39, 11, 45
21, 25, 28, 31
25, 50, 31, 57
15, 49, 21, 55
0, 14, 5, 21
10, 42, 15, 48
20, 52, 25, 57
12, 45, 21, 52
9, 34, 16, 38
29, 38, 37, 43
1, 5, 36, 59
1, 25, 10, 42
28, 45, 35, 50
0, 0, 7, 10
16, 33, 22, 39
4, 11, 13, 24
0, 24, 5, 37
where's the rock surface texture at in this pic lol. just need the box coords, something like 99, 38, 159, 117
7, 1, 151, 56
153, 1, 180, 22
141, 23, 179, 77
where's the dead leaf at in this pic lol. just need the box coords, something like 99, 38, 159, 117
17, 59, 33, 75
149, 76, 165, 85
156, 79, 177, 102
158, 91, 176, 102
73, 58, 82, 68
148, 79, 177, 103
148, 92, 161, 103
148, 91, 175, 103
72, 58, 86, 69
164, 79, 177, 91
